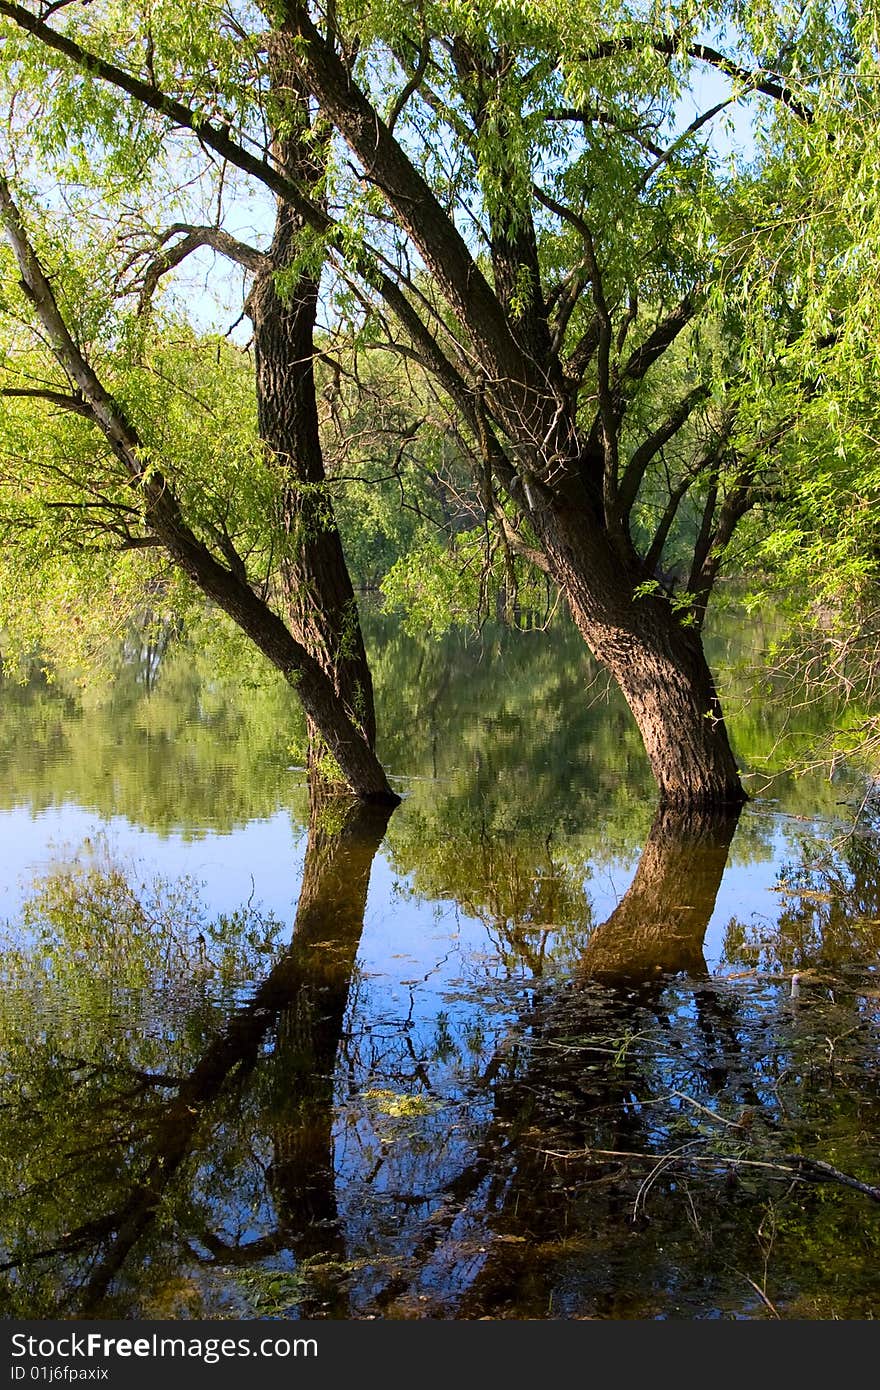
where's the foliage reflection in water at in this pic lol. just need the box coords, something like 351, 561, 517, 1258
0, 621, 879, 1319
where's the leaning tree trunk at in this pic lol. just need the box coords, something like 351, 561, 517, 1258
532, 492, 746, 809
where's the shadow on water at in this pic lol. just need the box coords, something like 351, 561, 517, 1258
2, 790, 880, 1319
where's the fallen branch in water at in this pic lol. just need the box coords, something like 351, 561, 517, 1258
532, 1144, 880, 1201
782, 1154, 880, 1202
532, 1144, 799, 1176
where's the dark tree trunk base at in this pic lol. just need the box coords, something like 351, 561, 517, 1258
536, 497, 748, 810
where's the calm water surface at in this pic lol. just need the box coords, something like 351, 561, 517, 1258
1, 618, 878, 1319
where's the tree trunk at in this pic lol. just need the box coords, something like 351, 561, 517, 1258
0, 145, 389, 806
141, 475, 397, 803
247, 44, 377, 787
249, 202, 377, 786
532, 491, 746, 809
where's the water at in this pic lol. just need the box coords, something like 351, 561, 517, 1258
1, 617, 878, 1319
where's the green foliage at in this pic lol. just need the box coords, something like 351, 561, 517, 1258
0, 267, 288, 677
380, 534, 481, 637
1, 834, 284, 995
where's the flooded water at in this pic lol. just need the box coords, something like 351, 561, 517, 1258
1, 615, 879, 1319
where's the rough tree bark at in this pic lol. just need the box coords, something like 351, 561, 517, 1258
532, 499, 744, 808
249, 48, 378, 780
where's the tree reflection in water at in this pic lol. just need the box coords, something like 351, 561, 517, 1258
2, 801, 880, 1319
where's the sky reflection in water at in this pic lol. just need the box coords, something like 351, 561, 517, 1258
0, 622, 878, 1319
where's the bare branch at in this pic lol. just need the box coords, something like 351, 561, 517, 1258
134, 225, 265, 314
616, 383, 710, 523
387, 32, 430, 135
580, 35, 814, 123
639, 97, 736, 188
0, 385, 94, 418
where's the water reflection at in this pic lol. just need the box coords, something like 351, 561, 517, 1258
0, 794, 392, 1317
579, 806, 740, 981
2, 793, 879, 1319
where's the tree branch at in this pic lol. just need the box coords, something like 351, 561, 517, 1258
0, 3, 326, 232
639, 97, 736, 188
0, 171, 393, 795
280, 2, 534, 414
688, 467, 720, 595
490, 503, 553, 576
391, 38, 476, 146
689, 462, 755, 612
135, 225, 265, 314
0, 385, 94, 418
545, 106, 665, 157
548, 269, 588, 356
643, 472, 695, 577
581, 35, 814, 123
566, 314, 602, 382
621, 295, 696, 386
387, 31, 430, 135
616, 383, 710, 523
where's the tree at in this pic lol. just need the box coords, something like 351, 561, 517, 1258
263, 0, 808, 808
0, 6, 396, 803
0, 0, 859, 806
